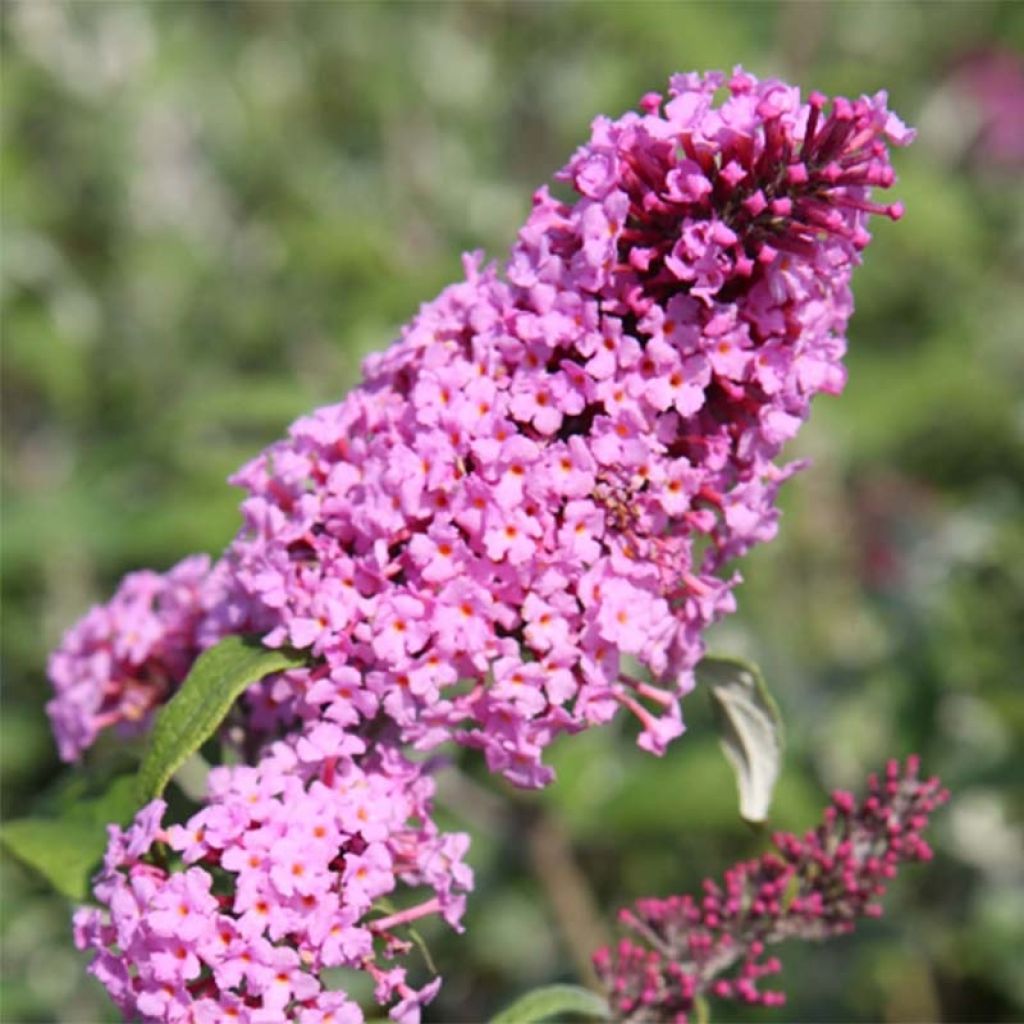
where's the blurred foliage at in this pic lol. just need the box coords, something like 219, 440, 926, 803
2, 2, 1022, 1022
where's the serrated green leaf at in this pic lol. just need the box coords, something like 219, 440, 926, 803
490, 984, 610, 1023
698, 655, 784, 824
136, 635, 308, 804
1, 775, 139, 901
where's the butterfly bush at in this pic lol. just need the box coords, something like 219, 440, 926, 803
594, 757, 948, 1022
52, 68, 913, 1023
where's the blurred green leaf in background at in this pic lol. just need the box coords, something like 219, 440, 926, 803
2, 2, 1022, 1021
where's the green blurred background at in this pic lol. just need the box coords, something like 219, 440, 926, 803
3, 2, 1023, 1021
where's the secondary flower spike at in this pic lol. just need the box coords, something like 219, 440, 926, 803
593, 757, 948, 1022
48, 69, 911, 785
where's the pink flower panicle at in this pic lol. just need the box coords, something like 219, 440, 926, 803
73, 735, 472, 1024
47, 69, 911, 782
593, 757, 948, 1022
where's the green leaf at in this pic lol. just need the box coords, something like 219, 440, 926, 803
1, 775, 139, 901
136, 635, 308, 804
490, 984, 610, 1023
172, 751, 213, 802
698, 655, 784, 824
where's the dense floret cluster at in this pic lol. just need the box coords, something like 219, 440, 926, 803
47, 555, 214, 761
50, 69, 910, 778
593, 757, 948, 1022
53, 68, 912, 1023
73, 736, 470, 1023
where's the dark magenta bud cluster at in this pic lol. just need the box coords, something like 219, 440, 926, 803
593, 757, 948, 1022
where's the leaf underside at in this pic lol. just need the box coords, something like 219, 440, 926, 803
698, 654, 784, 824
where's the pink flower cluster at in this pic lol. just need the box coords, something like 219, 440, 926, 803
50, 69, 911, 782
46, 555, 214, 761
74, 734, 471, 1024
51, 68, 913, 1024
593, 757, 948, 1022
